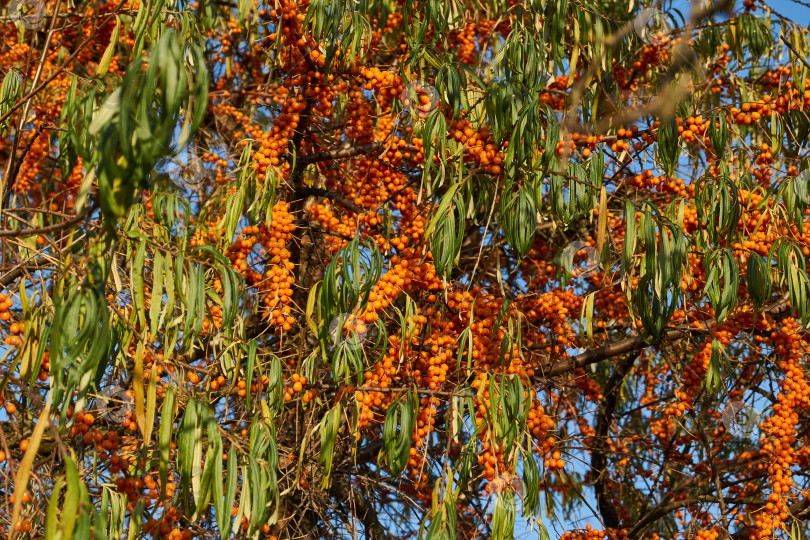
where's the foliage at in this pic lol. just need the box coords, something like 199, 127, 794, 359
1, 0, 810, 539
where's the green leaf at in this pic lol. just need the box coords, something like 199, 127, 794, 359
622, 200, 637, 277
238, 0, 252, 24
132, 240, 147, 329
382, 394, 416, 478
425, 183, 461, 240
657, 116, 681, 177
96, 17, 121, 77
220, 448, 238, 540
319, 404, 342, 489
491, 492, 515, 540
61, 454, 81, 540
709, 110, 728, 158
706, 338, 724, 394
246, 339, 257, 411
521, 451, 540, 515
149, 250, 165, 339
158, 384, 174, 501
747, 254, 771, 308
501, 185, 536, 260
178, 399, 200, 506
45, 477, 64, 539
213, 443, 226, 538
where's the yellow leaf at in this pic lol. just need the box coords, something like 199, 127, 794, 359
306, 281, 321, 337
96, 16, 121, 77
596, 187, 607, 255
134, 341, 146, 437
568, 43, 579, 88
11, 405, 51, 535
144, 365, 157, 444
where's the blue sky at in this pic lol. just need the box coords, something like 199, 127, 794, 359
762, 0, 810, 26
669, 0, 810, 25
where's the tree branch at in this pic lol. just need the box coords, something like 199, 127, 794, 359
0, 210, 90, 237
294, 187, 365, 214
297, 142, 386, 165
537, 295, 791, 380
591, 353, 637, 530
0, 258, 53, 287
332, 474, 389, 540
781, 35, 810, 71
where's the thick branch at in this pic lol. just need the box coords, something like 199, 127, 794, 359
332, 475, 389, 540
591, 353, 637, 529
538, 296, 791, 379
297, 142, 386, 165
0, 211, 89, 237
295, 187, 365, 214
629, 495, 768, 538
0, 258, 53, 287
541, 325, 707, 378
